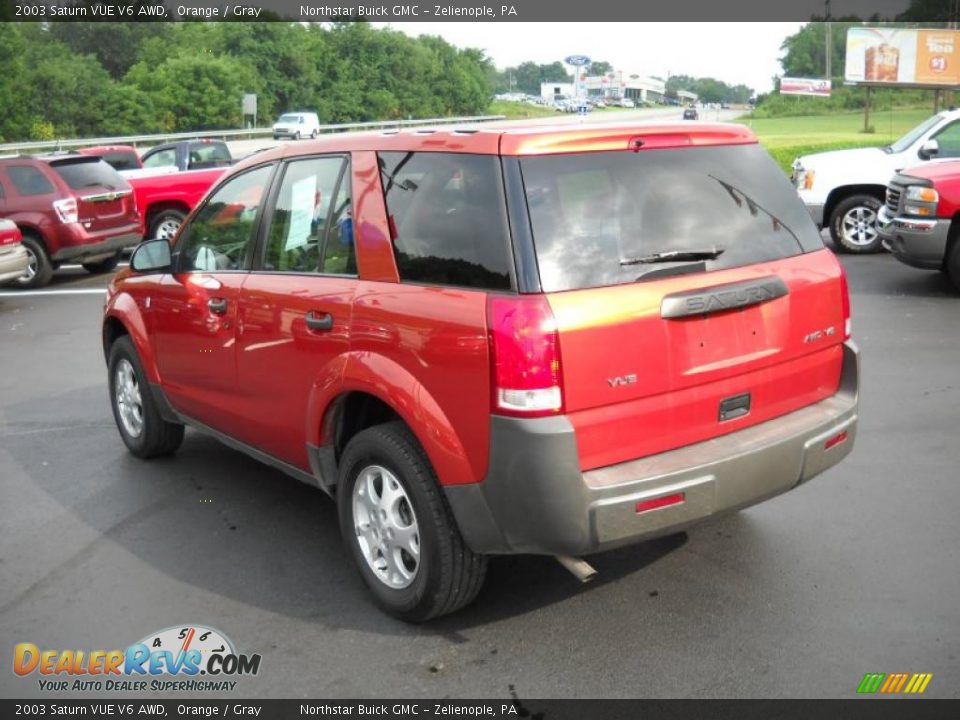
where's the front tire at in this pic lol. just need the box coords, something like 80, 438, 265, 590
15, 234, 54, 288
830, 194, 884, 254
108, 336, 184, 458
946, 241, 960, 292
337, 422, 487, 621
82, 252, 121, 274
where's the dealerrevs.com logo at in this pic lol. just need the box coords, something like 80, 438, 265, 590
13, 625, 262, 692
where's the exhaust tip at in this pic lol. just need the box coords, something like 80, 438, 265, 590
556, 555, 598, 584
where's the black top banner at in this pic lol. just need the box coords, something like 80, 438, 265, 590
0, 0, 944, 22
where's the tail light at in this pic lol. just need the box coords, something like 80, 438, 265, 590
52, 198, 78, 224
488, 295, 563, 417
838, 262, 852, 340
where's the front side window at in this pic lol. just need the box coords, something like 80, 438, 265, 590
142, 148, 177, 169
932, 122, 960, 158
177, 165, 273, 272
264, 156, 354, 275
379, 151, 512, 290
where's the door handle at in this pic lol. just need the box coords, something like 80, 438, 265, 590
305, 311, 333, 332
208, 297, 228, 315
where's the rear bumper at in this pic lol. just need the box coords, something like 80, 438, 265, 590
445, 342, 860, 557
0, 246, 30, 283
51, 229, 142, 262
877, 206, 949, 270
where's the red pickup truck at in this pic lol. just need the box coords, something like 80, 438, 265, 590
877, 160, 960, 290
127, 168, 228, 241
103, 122, 860, 620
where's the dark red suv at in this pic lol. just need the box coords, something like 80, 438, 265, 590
0, 155, 143, 287
103, 122, 860, 620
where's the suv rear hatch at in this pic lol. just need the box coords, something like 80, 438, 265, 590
517, 140, 848, 471
47, 157, 138, 232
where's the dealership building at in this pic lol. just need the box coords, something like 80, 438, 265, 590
582, 72, 666, 103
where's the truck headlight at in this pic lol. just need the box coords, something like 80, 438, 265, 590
905, 186, 938, 203
904, 186, 938, 216
791, 163, 815, 191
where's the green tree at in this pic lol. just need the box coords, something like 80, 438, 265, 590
49, 18, 172, 80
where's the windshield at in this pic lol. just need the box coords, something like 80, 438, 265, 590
887, 114, 942, 154
520, 144, 823, 292
278, 114, 300, 123
49, 158, 127, 191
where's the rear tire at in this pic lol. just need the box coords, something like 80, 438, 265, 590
108, 336, 184, 459
15, 234, 54, 288
830, 194, 884, 254
337, 421, 487, 621
82, 252, 121, 274
148, 209, 187, 242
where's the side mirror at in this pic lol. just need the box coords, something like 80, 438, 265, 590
919, 139, 940, 160
130, 238, 172, 273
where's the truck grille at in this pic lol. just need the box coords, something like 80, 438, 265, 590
886, 184, 902, 214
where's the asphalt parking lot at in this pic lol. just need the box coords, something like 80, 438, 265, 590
1, 244, 958, 700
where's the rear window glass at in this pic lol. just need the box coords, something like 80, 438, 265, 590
50, 159, 126, 191
98, 151, 141, 171
379, 151, 512, 290
188, 142, 231, 169
6, 165, 55, 196
520, 144, 823, 292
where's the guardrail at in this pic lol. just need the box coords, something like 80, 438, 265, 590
0, 115, 508, 154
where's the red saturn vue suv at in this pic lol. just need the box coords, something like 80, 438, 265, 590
102, 122, 860, 621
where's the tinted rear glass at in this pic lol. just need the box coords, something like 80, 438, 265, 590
520, 144, 822, 292
98, 151, 141, 171
49, 158, 126, 191
379, 152, 512, 290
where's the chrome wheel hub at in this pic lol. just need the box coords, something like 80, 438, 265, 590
841, 206, 878, 246
18, 245, 38, 284
115, 359, 144, 438
352, 465, 420, 589
155, 219, 181, 240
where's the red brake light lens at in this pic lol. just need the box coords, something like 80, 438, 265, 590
488, 295, 563, 417
52, 198, 79, 224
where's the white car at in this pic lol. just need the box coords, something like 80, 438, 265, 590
272, 112, 321, 141
793, 110, 960, 253
619, 98, 636, 108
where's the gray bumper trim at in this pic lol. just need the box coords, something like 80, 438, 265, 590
806, 203, 825, 227
52, 232, 141, 262
877, 207, 950, 270
445, 343, 860, 557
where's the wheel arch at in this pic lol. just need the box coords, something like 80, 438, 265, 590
307, 352, 479, 490
824, 184, 886, 227
144, 201, 190, 230
102, 295, 160, 383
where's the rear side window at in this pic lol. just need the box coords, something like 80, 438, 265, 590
188, 142, 231, 169
520, 144, 823, 292
6, 165, 55, 196
379, 152, 512, 290
50, 159, 126, 191
264, 156, 354, 275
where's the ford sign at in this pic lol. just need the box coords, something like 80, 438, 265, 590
564, 55, 591, 67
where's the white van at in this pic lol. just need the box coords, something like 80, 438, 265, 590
272, 112, 321, 140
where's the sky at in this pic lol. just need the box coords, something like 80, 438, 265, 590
376, 22, 808, 94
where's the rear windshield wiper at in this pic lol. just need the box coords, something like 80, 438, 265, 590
620, 247, 725, 266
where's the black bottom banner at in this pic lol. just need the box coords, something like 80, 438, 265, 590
3, 699, 960, 720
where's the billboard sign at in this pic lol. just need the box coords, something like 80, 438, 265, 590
564, 55, 591, 67
780, 77, 832, 97
846, 27, 960, 86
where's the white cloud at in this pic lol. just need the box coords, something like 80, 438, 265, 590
376, 22, 808, 93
